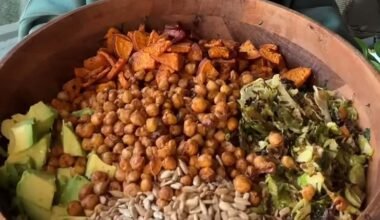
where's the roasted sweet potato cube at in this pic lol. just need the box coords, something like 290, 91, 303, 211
114, 34, 134, 60
222, 39, 238, 50
239, 40, 261, 60
197, 59, 219, 81
142, 40, 172, 57
208, 46, 230, 59
132, 31, 148, 51
83, 54, 108, 70
188, 43, 203, 61
281, 67, 312, 88
130, 51, 155, 72
74, 68, 90, 78
251, 65, 273, 80
259, 47, 283, 65
168, 42, 192, 53
204, 39, 223, 48
260, 43, 278, 51
214, 59, 236, 74
154, 53, 184, 71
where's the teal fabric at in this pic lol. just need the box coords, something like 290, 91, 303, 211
18, 0, 357, 48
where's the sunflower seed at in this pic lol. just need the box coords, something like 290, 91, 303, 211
170, 182, 182, 189
185, 196, 199, 210
135, 204, 146, 216
151, 204, 160, 212
221, 211, 228, 220
221, 194, 234, 203
178, 159, 189, 174
234, 197, 251, 206
182, 186, 197, 193
239, 212, 249, 220
153, 211, 163, 219
243, 193, 250, 200
232, 203, 246, 211
215, 188, 229, 196
193, 176, 201, 186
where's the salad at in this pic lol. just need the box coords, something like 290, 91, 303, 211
0, 24, 373, 220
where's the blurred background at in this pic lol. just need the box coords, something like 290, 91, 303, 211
0, 0, 379, 58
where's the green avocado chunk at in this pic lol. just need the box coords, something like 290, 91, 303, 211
7, 133, 51, 170
85, 152, 116, 179
8, 119, 36, 155
61, 121, 85, 157
16, 170, 56, 210
51, 205, 86, 220
21, 199, 51, 220
27, 101, 57, 137
59, 175, 89, 205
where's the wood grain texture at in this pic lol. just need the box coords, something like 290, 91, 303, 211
0, 0, 379, 217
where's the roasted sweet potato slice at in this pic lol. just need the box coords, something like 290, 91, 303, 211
83, 54, 108, 70
260, 43, 278, 51
259, 47, 283, 65
130, 51, 156, 72
197, 58, 219, 81
132, 31, 148, 51
208, 46, 230, 59
147, 30, 160, 46
168, 42, 192, 53
188, 43, 203, 61
114, 34, 133, 60
281, 67, 312, 88
222, 39, 238, 50
74, 68, 90, 78
106, 58, 127, 80
154, 53, 184, 71
142, 40, 172, 57
104, 27, 120, 53
239, 40, 261, 60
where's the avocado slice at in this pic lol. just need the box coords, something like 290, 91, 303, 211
56, 168, 73, 199
7, 133, 51, 170
27, 102, 57, 137
85, 152, 116, 179
8, 119, 36, 155
61, 121, 85, 157
16, 170, 56, 210
1, 114, 28, 139
0, 158, 33, 189
59, 175, 89, 205
20, 198, 51, 220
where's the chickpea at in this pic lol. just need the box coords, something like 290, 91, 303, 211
162, 111, 177, 125
156, 135, 170, 148
90, 133, 104, 148
121, 90, 133, 104
122, 134, 136, 146
103, 111, 117, 125
59, 154, 75, 168
81, 194, 99, 210
118, 109, 132, 124
159, 186, 174, 201
333, 196, 348, 211
216, 166, 227, 178
156, 198, 169, 209
221, 152, 236, 166
227, 117, 239, 131
268, 132, 284, 148
130, 110, 146, 126
101, 152, 114, 165
100, 125, 113, 136
206, 80, 219, 91
146, 118, 159, 133
246, 166, 256, 177
51, 145, 63, 157
73, 157, 86, 175
96, 144, 108, 155
187, 166, 198, 178
91, 171, 109, 182
228, 101, 239, 115
171, 94, 184, 109
214, 130, 225, 142
246, 153, 256, 164
199, 113, 215, 127
185, 140, 199, 156
79, 183, 94, 200
214, 92, 227, 104
113, 121, 125, 136
124, 123, 135, 134
140, 137, 153, 147
189, 156, 198, 167
205, 139, 218, 149
126, 170, 141, 183
199, 167, 216, 182
180, 175, 192, 186
133, 142, 145, 156
236, 159, 248, 173
104, 134, 119, 147
194, 84, 207, 97
207, 90, 218, 101
145, 71, 154, 82
301, 185, 316, 202
162, 157, 177, 170
197, 124, 207, 136
109, 181, 122, 191
121, 148, 132, 160
185, 63, 196, 74
76, 123, 95, 138
214, 102, 229, 119
240, 72, 254, 85
119, 159, 132, 173
234, 148, 245, 159
197, 154, 213, 168
281, 156, 296, 169
191, 97, 208, 113
123, 183, 140, 197
220, 84, 232, 95
93, 181, 109, 195
230, 169, 240, 178
191, 134, 204, 146
233, 175, 252, 193
149, 157, 162, 176
115, 168, 126, 182
253, 156, 276, 173
67, 200, 84, 216
249, 191, 261, 206
155, 94, 165, 106
140, 178, 153, 192
96, 92, 107, 103
183, 119, 197, 137
113, 142, 125, 154
130, 155, 145, 170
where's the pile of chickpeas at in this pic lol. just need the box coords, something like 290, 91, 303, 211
47, 27, 291, 217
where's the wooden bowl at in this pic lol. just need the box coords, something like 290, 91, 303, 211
0, 0, 379, 217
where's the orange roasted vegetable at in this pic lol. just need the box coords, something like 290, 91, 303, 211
281, 67, 312, 88
114, 34, 133, 60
